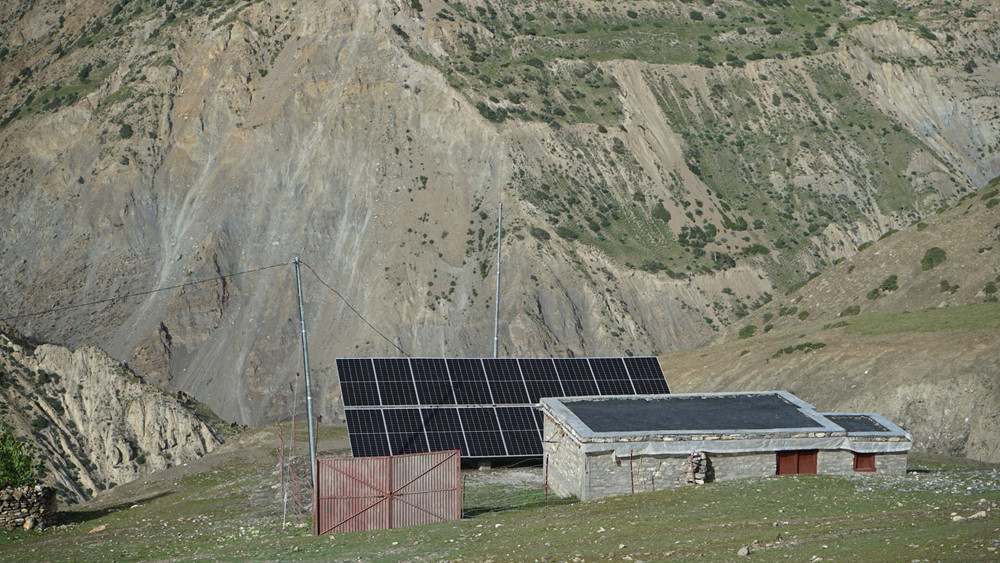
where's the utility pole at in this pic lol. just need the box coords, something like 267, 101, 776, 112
492, 202, 502, 358
293, 257, 318, 505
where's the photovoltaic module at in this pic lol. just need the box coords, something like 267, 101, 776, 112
339, 357, 670, 459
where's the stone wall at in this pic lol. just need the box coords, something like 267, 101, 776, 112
545, 444, 910, 501
543, 417, 585, 499
817, 450, 908, 475
0, 485, 57, 530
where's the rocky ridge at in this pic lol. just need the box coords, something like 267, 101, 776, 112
662, 189, 1000, 464
0, 0, 998, 426
0, 325, 223, 503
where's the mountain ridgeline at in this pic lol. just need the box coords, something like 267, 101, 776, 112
1, 0, 998, 427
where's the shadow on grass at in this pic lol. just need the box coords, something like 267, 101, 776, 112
463, 498, 576, 518
56, 492, 175, 526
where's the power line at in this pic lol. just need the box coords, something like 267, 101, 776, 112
298, 260, 409, 357
2, 258, 409, 357
1, 261, 290, 323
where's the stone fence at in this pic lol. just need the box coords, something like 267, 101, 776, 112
0, 484, 57, 530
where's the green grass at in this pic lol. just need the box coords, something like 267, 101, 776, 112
0, 452, 996, 561
842, 303, 1000, 335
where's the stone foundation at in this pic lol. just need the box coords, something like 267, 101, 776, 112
0, 485, 57, 530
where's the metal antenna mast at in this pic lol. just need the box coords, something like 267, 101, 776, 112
293, 257, 318, 503
492, 202, 502, 358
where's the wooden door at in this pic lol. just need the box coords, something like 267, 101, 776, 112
776, 451, 798, 475
798, 450, 818, 474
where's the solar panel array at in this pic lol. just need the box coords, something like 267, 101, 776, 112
338, 357, 669, 458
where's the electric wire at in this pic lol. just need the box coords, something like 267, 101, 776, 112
2, 260, 406, 359
298, 260, 409, 357
0, 261, 290, 323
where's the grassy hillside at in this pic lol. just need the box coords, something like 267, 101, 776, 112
660, 187, 1000, 463
0, 424, 997, 561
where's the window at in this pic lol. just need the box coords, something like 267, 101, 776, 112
776, 450, 818, 474
854, 453, 876, 472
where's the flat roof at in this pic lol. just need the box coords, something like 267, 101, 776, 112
824, 414, 889, 433
542, 391, 843, 438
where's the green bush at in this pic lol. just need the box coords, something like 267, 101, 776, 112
529, 227, 550, 241
555, 226, 579, 240
879, 275, 899, 293
0, 421, 41, 489
921, 247, 947, 270
738, 325, 757, 339
651, 202, 670, 223
840, 305, 861, 317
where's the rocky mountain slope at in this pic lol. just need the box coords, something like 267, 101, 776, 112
661, 188, 1000, 463
1, 0, 999, 425
0, 323, 224, 503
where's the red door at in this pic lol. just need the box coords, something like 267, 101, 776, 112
853, 453, 876, 472
798, 450, 818, 474
776, 450, 818, 474
776, 451, 798, 475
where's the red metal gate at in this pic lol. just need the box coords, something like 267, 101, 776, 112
314, 450, 461, 534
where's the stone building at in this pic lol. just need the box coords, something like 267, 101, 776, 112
541, 391, 911, 501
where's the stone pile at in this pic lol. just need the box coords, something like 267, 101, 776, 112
686, 452, 708, 485
0, 485, 57, 530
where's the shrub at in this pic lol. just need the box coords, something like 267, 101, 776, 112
0, 421, 41, 489
529, 227, 550, 241
742, 243, 769, 256
879, 275, 899, 293
921, 247, 946, 270
651, 202, 670, 223
738, 325, 757, 339
866, 288, 881, 300
118, 123, 134, 139
695, 55, 715, 68
390, 24, 409, 41
689, 10, 704, 21
555, 226, 579, 240
840, 305, 861, 317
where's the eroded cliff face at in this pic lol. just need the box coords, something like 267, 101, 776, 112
1, 0, 998, 426
0, 328, 222, 503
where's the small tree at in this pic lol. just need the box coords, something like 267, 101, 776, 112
0, 421, 42, 489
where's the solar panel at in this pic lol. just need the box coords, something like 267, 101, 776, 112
446, 359, 493, 404
339, 357, 670, 458
347, 406, 546, 458
459, 407, 507, 457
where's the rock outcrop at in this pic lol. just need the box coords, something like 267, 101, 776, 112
0, 329, 222, 503
0, 0, 998, 427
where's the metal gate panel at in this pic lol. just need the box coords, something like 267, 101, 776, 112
315, 450, 460, 534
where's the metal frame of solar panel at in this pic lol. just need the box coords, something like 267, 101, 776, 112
339, 357, 669, 458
